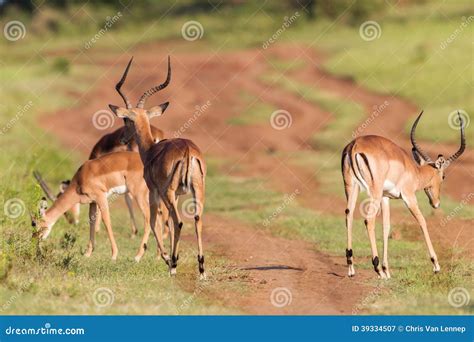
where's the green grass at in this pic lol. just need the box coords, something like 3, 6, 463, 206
285, 1, 473, 144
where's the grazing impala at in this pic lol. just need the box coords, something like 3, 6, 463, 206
60, 57, 166, 237
32, 152, 168, 262
109, 56, 207, 279
342, 111, 466, 279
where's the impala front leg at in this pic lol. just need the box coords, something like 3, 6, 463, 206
404, 196, 440, 273
96, 195, 118, 260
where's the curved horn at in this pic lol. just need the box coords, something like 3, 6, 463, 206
33, 171, 57, 201
115, 57, 133, 109
446, 111, 466, 164
410, 110, 432, 163
137, 56, 171, 109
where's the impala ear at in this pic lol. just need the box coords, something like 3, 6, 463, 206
59, 180, 70, 193
39, 197, 48, 216
412, 148, 428, 165
109, 105, 129, 118
147, 102, 169, 118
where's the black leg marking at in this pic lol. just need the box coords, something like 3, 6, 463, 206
178, 222, 183, 229
194, 215, 200, 221
430, 257, 435, 263
345, 208, 350, 215
197, 255, 205, 274
346, 249, 353, 264
372, 256, 379, 272
364, 219, 368, 226
382, 265, 387, 272
171, 254, 179, 268
143, 243, 147, 251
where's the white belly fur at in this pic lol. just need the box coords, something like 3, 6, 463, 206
107, 185, 127, 198
383, 180, 400, 198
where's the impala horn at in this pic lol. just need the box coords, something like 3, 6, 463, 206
410, 110, 433, 163
446, 111, 466, 164
115, 57, 134, 109
136, 56, 171, 109
33, 171, 57, 201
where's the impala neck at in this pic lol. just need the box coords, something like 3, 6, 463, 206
416, 164, 437, 190
43, 183, 80, 228
133, 117, 156, 161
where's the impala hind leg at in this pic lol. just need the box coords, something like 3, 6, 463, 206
381, 197, 391, 279
344, 182, 359, 277
134, 194, 151, 262
96, 195, 118, 260
148, 190, 169, 265
124, 192, 138, 238
163, 192, 182, 276
404, 196, 440, 273
364, 196, 384, 278
192, 183, 206, 280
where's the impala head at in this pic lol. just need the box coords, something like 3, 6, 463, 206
31, 197, 51, 240
410, 110, 466, 208
109, 56, 171, 144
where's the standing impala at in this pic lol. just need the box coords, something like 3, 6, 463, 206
342, 111, 465, 279
109, 56, 207, 279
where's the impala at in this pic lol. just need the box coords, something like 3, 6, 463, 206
59, 57, 166, 237
341, 111, 466, 279
32, 151, 169, 262
109, 56, 207, 279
